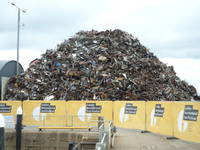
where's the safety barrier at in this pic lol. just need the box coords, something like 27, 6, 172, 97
67, 101, 113, 127
146, 101, 173, 136
113, 101, 145, 130
0, 101, 22, 128
172, 102, 200, 143
0, 100, 199, 143
22, 101, 113, 128
23, 101, 67, 127
70, 120, 114, 150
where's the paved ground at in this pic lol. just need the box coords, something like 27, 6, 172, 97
113, 128, 200, 150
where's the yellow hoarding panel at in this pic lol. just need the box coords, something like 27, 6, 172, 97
172, 102, 200, 143
23, 101, 67, 127
113, 101, 145, 130
0, 101, 22, 128
67, 101, 113, 127
146, 101, 173, 136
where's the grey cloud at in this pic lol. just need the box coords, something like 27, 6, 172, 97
1, 0, 200, 60
0, 0, 109, 51
0, 33, 16, 49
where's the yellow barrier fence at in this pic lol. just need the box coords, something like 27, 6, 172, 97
113, 101, 200, 143
23, 101, 67, 127
172, 102, 200, 143
67, 101, 113, 127
0, 101, 22, 128
146, 101, 173, 136
113, 101, 145, 130
1, 100, 200, 143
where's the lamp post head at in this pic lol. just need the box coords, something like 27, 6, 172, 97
11, 2, 26, 13
0, 114, 5, 127
11, 2, 15, 6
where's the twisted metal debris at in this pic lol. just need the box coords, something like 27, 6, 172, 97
4, 29, 199, 101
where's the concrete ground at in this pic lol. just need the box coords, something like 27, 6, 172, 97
113, 128, 200, 150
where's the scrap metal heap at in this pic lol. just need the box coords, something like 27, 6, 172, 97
4, 29, 199, 101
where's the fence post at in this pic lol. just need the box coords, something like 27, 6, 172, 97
16, 106, 23, 150
0, 114, 5, 150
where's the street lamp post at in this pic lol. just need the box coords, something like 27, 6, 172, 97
11, 3, 26, 75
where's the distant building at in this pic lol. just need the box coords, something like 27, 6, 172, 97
0, 60, 24, 100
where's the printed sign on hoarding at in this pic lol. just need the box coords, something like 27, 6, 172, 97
183, 105, 198, 121
124, 103, 137, 114
0, 103, 12, 113
40, 103, 56, 113
86, 103, 102, 113
154, 104, 164, 117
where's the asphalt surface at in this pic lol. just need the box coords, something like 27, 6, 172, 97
113, 128, 200, 150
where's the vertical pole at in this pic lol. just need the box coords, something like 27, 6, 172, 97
68, 142, 76, 150
1, 77, 3, 100
98, 116, 104, 129
141, 101, 149, 133
16, 114, 22, 150
16, 8, 20, 75
145, 101, 147, 131
71, 115, 73, 127
0, 114, 5, 150
0, 127, 5, 150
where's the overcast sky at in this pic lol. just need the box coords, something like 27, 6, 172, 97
0, 0, 200, 93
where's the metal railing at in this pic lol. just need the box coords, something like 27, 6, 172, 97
95, 121, 114, 150
22, 115, 100, 129
3, 114, 116, 150
69, 118, 115, 150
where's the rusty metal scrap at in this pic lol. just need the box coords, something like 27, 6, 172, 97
4, 29, 200, 101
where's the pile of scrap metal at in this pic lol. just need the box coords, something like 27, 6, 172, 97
4, 29, 200, 101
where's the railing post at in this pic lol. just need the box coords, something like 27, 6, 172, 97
108, 122, 111, 150
16, 115, 22, 150
0, 127, 5, 150
16, 106, 23, 150
98, 116, 104, 129
71, 115, 73, 127
0, 114, 5, 150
